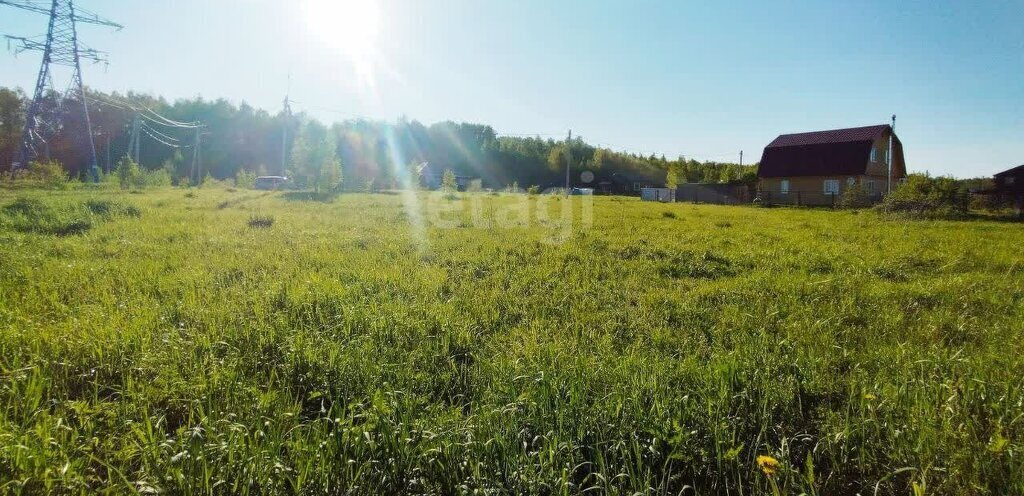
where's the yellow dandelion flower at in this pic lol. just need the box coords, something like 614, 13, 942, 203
864, 393, 877, 401
757, 455, 779, 476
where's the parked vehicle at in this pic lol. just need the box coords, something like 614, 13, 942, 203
254, 176, 289, 190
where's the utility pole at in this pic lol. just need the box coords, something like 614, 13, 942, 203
0, 0, 122, 181
190, 127, 201, 184
887, 114, 896, 194
104, 133, 111, 174
565, 129, 572, 195
281, 95, 292, 177
739, 150, 743, 167
131, 113, 141, 165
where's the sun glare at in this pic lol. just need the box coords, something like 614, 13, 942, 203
303, 0, 383, 87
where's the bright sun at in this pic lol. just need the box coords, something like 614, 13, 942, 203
303, 0, 383, 87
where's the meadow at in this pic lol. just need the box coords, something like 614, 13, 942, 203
0, 186, 1022, 495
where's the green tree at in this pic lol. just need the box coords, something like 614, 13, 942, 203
0, 88, 25, 168
314, 138, 342, 195
235, 168, 257, 189
547, 146, 565, 172
441, 169, 457, 192
116, 156, 142, 190
665, 163, 679, 190
440, 170, 456, 193
289, 127, 311, 189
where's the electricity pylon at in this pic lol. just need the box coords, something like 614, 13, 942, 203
1, 0, 122, 181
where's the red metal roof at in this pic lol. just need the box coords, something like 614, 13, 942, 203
758, 124, 898, 178
994, 164, 1024, 177
765, 125, 890, 147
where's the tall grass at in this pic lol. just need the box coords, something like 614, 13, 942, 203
0, 187, 1022, 494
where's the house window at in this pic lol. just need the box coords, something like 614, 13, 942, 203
780, 179, 790, 194
633, 182, 641, 191
823, 179, 840, 195
870, 148, 878, 162
1007, 177, 1016, 185
847, 177, 856, 187
865, 180, 875, 193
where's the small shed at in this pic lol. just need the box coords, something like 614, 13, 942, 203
640, 187, 675, 202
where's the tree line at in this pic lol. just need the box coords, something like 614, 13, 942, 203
0, 86, 756, 192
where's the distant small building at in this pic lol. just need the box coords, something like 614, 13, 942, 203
757, 124, 906, 206
604, 171, 664, 195
416, 162, 478, 191
640, 187, 675, 202
992, 164, 1024, 215
676, 183, 751, 204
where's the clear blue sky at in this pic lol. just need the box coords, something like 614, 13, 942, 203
2, 0, 1022, 177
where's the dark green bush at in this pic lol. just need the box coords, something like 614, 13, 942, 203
0, 197, 140, 236
876, 174, 970, 219
839, 183, 872, 209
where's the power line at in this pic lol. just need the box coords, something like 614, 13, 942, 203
0, 0, 122, 28
141, 122, 181, 143
139, 111, 199, 129
141, 107, 199, 128
93, 92, 202, 128
497, 132, 563, 137
593, 141, 743, 163
140, 126, 183, 149
86, 95, 140, 115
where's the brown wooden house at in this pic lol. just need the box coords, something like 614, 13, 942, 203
757, 124, 906, 206
992, 164, 1024, 215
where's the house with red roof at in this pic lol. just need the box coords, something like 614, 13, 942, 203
756, 124, 906, 206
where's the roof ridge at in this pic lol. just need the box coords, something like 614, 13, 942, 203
777, 124, 888, 137
766, 124, 891, 149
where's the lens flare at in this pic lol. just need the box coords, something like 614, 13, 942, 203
383, 125, 428, 254
303, 0, 383, 89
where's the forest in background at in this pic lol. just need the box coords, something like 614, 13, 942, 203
0, 86, 755, 191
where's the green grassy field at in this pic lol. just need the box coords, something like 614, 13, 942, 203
1, 186, 1022, 495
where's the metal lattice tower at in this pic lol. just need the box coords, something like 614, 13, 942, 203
1, 0, 121, 180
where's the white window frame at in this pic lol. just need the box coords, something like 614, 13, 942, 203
865, 180, 875, 193
780, 179, 790, 194
823, 179, 840, 195
870, 148, 878, 163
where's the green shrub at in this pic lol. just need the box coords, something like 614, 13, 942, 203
839, 183, 872, 209
876, 174, 970, 219
115, 156, 143, 190
84, 199, 142, 217
0, 196, 139, 236
143, 168, 173, 187
527, 185, 540, 195
441, 169, 457, 192
17, 160, 70, 189
248, 215, 274, 228
235, 169, 258, 189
